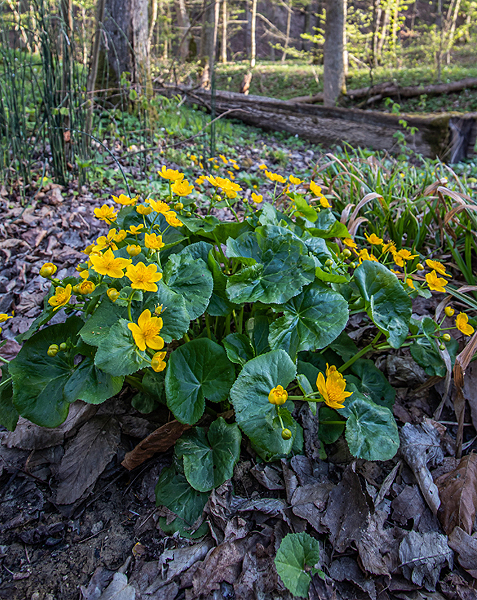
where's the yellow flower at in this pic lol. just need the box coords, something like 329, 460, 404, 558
316, 364, 352, 410
128, 309, 164, 352
0, 313, 13, 323
232, 164, 239, 170
456, 313, 475, 336
190, 154, 197, 162
309, 181, 322, 196
425, 259, 449, 277
136, 204, 153, 215
365, 233, 383, 245
393, 248, 418, 267
164, 211, 182, 228
83, 244, 94, 256
79, 269, 90, 279
127, 224, 144, 235
227, 171, 235, 179
126, 262, 162, 292
145, 232, 165, 251
445, 306, 455, 317
112, 194, 137, 206
151, 351, 167, 372
94, 204, 118, 223
78, 280, 96, 295
90, 248, 131, 278
265, 171, 286, 184
126, 244, 142, 257
251, 192, 263, 203
343, 238, 358, 250
357, 249, 378, 264
114, 229, 127, 242
195, 177, 205, 186
148, 199, 170, 214
48, 284, 72, 311
171, 179, 194, 197
425, 270, 448, 292
40, 262, 57, 278
158, 166, 184, 181
258, 164, 268, 170
268, 385, 288, 406
289, 175, 302, 185
107, 288, 120, 302
406, 277, 415, 289
219, 154, 228, 164
382, 241, 396, 254
94, 229, 119, 253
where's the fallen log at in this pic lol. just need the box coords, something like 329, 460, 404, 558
290, 77, 477, 105
169, 87, 476, 163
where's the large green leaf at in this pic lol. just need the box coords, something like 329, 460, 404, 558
223, 333, 255, 366
0, 371, 18, 431
79, 301, 125, 347
275, 532, 321, 598
207, 249, 239, 317
155, 465, 209, 537
410, 336, 458, 377
349, 358, 396, 409
354, 261, 412, 348
163, 252, 214, 320
94, 320, 150, 376
340, 390, 399, 461
10, 317, 120, 427
225, 225, 315, 304
245, 315, 271, 356
229, 350, 297, 461
319, 405, 345, 444
307, 210, 350, 239
143, 280, 191, 343
176, 417, 241, 492
165, 338, 235, 425
268, 282, 349, 358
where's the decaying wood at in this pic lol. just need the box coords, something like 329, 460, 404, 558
290, 76, 477, 105
163, 86, 477, 162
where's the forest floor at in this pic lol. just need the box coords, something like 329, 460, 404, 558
1, 131, 477, 600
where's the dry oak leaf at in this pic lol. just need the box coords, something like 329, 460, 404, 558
436, 453, 477, 535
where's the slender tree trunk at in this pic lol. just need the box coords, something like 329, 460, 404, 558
323, 0, 346, 106
445, 0, 462, 64
148, 0, 158, 56
176, 0, 191, 61
86, 0, 106, 133
200, 0, 219, 87
371, 0, 382, 68
410, 0, 416, 31
376, 5, 390, 61
281, 0, 292, 63
390, 0, 399, 67
250, 0, 257, 67
221, 0, 227, 63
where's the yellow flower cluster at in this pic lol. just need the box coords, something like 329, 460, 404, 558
128, 309, 165, 353
316, 364, 352, 410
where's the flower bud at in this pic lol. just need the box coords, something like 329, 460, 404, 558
281, 428, 292, 440
107, 288, 120, 302
445, 306, 455, 317
439, 343, 446, 350
325, 259, 333, 268
442, 333, 451, 342
350, 262, 357, 269
79, 280, 96, 295
59, 343, 67, 351
269, 385, 288, 406
416, 263, 424, 271
127, 244, 141, 257
136, 205, 153, 215
47, 344, 59, 357
40, 263, 57, 278
174, 202, 184, 211
73, 284, 81, 294
342, 248, 352, 258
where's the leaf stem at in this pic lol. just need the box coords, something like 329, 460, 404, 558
338, 331, 382, 373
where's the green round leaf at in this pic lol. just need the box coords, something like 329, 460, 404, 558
229, 350, 297, 461
223, 333, 255, 366
176, 417, 242, 492
94, 319, 150, 376
275, 532, 321, 598
269, 282, 349, 358
79, 301, 125, 347
225, 225, 315, 304
354, 261, 412, 348
341, 390, 399, 461
143, 280, 191, 343
410, 336, 458, 377
0, 370, 18, 431
163, 252, 213, 320
155, 465, 209, 537
165, 339, 235, 425
350, 358, 396, 409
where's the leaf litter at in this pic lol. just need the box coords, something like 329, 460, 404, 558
3, 167, 477, 600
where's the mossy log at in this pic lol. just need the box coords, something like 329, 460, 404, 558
168, 87, 476, 163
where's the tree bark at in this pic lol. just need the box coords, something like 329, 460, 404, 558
281, 0, 292, 63
86, 0, 106, 133
98, 0, 150, 92
250, 0, 257, 67
200, 0, 219, 88
148, 0, 158, 56
221, 0, 227, 63
176, 0, 191, 61
323, 0, 346, 107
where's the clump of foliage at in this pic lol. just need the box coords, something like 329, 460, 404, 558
0, 162, 474, 540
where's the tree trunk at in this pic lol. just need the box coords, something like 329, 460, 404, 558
148, 0, 158, 56
98, 0, 150, 93
376, 5, 389, 61
250, 0, 257, 67
390, 0, 399, 67
281, 0, 292, 63
323, 0, 346, 107
86, 0, 106, 133
176, 0, 191, 61
221, 0, 227, 64
200, 0, 219, 88
371, 0, 382, 68
445, 0, 462, 64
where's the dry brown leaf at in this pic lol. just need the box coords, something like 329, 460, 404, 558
55, 415, 121, 505
453, 330, 477, 458
436, 453, 477, 535
448, 526, 477, 579
121, 420, 191, 471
